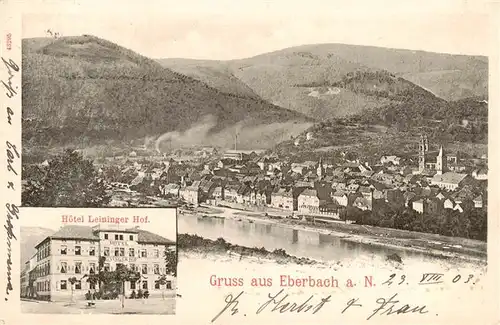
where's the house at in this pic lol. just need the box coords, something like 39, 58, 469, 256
236, 184, 252, 204
380, 155, 401, 165
353, 197, 372, 211
224, 184, 240, 202
473, 195, 483, 208
435, 192, 447, 201
412, 199, 424, 213
291, 164, 306, 175
411, 197, 440, 214
298, 189, 320, 214
403, 191, 417, 207
472, 168, 488, 180
332, 191, 349, 207
453, 199, 474, 213
179, 184, 200, 205
443, 198, 455, 210
271, 188, 294, 211
430, 172, 471, 191
160, 183, 180, 197
199, 179, 217, 202
212, 186, 224, 201
255, 189, 271, 206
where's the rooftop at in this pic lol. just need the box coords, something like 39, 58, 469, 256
431, 172, 468, 185
35, 225, 175, 248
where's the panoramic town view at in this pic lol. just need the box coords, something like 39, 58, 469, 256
20, 15, 488, 307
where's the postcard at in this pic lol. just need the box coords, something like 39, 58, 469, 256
0, 1, 498, 324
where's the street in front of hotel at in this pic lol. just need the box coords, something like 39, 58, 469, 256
21, 296, 176, 314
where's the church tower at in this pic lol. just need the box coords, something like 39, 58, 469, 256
436, 145, 447, 175
317, 157, 325, 179
418, 134, 427, 172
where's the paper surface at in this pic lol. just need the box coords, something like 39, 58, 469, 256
0, 1, 498, 324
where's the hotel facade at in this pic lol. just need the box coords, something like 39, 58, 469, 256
25, 224, 176, 302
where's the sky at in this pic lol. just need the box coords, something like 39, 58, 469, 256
20, 0, 494, 60
20, 207, 178, 242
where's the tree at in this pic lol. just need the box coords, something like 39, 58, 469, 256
164, 246, 177, 277
114, 264, 141, 309
22, 149, 111, 207
157, 274, 169, 300
68, 277, 78, 304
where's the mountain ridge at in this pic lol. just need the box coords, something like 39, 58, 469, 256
22, 35, 312, 152
158, 43, 487, 118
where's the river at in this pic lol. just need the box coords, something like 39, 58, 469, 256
177, 210, 444, 265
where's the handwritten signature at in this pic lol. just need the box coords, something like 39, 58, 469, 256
1, 57, 19, 98
212, 290, 427, 322
5, 203, 19, 300
2, 56, 20, 301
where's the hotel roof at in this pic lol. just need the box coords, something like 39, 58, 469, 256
35, 225, 175, 248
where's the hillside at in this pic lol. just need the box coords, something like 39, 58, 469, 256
22, 36, 312, 152
20, 226, 55, 265
159, 43, 487, 119
272, 96, 488, 163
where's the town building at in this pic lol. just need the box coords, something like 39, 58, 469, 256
29, 225, 176, 302
430, 172, 471, 191
270, 188, 294, 211
298, 189, 320, 214
418, 135, 447, 174
179, 182, 201, 205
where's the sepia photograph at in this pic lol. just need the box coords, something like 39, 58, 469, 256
20, 208, 177, 314
20, 12, 487, 271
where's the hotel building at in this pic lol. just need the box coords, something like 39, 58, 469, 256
29, 224, 176, 302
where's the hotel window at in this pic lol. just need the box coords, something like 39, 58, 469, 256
154, 264, 160, 275
104, 263, 110, 272
60, 280, 67, 290
114, 248, 120, 256
115, 234, 119, 240
154, 249, 159, 258
129, 248, 135, 257
75, 262, 82, 274
60, 262, 67, 273
75, 280, 81, 290
142, 281, 148, 290
141, 264, 147, 274
61, 245, 67, 255
120, 248, 125, 257
166, 281, 172, 289
155, 281, 160, 289
104, 247, 110, 256
120, 235, 124, 240
129, 235, 133, 241
48, 245, 51, 256
141, 250, 147, 258
89, 246, 95, 256
89, 263, 96, 274
130, 281, 136, 290
75, 246, 81, 255
104, 234, 108, 240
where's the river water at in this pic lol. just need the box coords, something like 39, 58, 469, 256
177, 212, 439, 264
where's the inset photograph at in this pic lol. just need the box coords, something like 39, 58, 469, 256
20, 208, 177, 314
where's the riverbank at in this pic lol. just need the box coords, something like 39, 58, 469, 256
180, 205, 487, 265
179, 234, 318, 265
